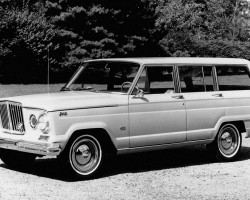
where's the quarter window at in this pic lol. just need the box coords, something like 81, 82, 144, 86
216, 66, 250, 91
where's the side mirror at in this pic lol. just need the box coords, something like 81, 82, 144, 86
135, 88, 144, 98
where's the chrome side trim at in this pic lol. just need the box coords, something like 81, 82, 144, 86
117, 139, 214, 155
0, 138, 61, 156
51, 104, 119, 112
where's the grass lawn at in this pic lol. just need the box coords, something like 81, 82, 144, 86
0, 84, 64, 98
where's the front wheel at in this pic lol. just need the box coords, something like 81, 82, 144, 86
207, 124, 242, 161
67, 135, 103, 179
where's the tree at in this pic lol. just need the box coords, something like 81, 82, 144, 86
155, 0, 250, 58
44, 0, 163, 70
0, 0, 56, 83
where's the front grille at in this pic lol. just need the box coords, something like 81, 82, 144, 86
0, 101, 25, 134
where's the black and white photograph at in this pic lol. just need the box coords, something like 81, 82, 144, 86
1, 0, 250, 199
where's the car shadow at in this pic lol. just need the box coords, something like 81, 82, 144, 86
102, 145, 250, 177
1, 145, 250, 182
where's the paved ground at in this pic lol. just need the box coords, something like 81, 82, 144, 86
0, 134, 250, 200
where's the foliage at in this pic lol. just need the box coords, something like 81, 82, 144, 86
44, 0, 163, 69
0, 0, 56, 83
0, 0, 250, 83
155, 0, 250, 59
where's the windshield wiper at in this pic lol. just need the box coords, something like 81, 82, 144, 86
60, 86, 71, 91
75, 88, 100, 93
74, 86, 93, 91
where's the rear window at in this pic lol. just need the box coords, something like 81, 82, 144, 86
216, 65, 250, 91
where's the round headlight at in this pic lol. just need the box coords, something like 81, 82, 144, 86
38, 113, 49, 132
29, 114, 38, 129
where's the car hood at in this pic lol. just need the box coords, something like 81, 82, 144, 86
1, 91, 126, 111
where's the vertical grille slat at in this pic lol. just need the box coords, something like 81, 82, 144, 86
9, 105, 14, 129
13, 105, 17, 131
14, 105, 19, 131
0, 103, 10, 129
0, 101, 25, 134
10, 105, 16, 131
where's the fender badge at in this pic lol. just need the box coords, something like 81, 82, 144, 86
59, 112, 68, 117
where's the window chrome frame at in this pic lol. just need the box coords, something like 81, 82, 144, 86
128, 64, 177, 95
176, 64, 217, 93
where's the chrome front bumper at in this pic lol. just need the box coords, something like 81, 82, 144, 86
0, 138, 61, 156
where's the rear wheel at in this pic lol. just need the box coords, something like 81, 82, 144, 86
66, 135, 103, 179
0, 149, 36, 168
207, 124, 242, 161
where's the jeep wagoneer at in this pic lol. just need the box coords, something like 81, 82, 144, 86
0, 57, 250, 178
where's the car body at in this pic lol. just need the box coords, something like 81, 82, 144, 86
0, 57, 250, 178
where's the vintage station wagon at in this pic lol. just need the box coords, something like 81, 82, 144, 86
1, 57, 250, 178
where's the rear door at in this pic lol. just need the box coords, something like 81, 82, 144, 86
178, 65, 225, 141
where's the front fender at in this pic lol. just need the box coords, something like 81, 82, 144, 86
58, 121, 116, 150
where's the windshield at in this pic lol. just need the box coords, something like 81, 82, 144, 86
63, 61, 140, 93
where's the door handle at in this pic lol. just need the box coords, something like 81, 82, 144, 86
212, 93, 223, 97
171, 95, 184, 99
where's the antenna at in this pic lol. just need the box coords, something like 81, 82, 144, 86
47, 43, 52, 94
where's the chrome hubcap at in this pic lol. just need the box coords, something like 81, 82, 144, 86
75, 145, 91, 165
221, 132, 233, 149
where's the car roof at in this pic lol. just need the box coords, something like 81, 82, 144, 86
86, 57, 250, 65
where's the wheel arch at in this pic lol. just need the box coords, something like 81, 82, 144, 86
225, 121, 245, 134
212, 118, 246, 140
62, 128, 117, 156
219, 121, 246, 134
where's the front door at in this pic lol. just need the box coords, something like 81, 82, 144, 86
129, 65, 186, 148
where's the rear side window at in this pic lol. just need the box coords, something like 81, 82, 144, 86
178, 66, 214, 92
216, 66, 250, 91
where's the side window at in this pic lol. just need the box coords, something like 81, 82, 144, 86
179, 66, 214, 92
135, 66, 175, 94
216, 65, 250, 91
148, 66, 175, 94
